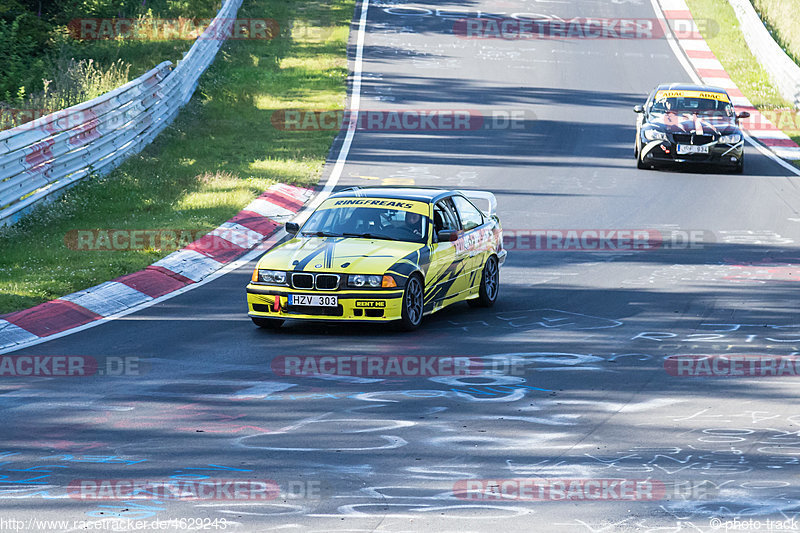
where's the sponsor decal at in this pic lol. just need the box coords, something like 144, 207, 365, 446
654, 90, 731, 103
320, 198, 429, 216
333, 199, 413, 209
665, 355, 800, 377
355, 301, 386, 308
454, 227, 493, 253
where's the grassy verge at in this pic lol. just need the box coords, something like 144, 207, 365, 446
685, 0, 800, 162
751, 0, 800, 67
1, 0, 222, 121
0, 0, 354, 314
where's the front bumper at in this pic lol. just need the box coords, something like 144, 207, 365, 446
640, 138, 744, 167
246, 285, 405, 322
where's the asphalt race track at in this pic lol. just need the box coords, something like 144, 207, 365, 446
3, 0, 800, 531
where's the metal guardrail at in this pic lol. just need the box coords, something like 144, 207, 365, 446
0, 0, 244, 226
728, 0, 800, 110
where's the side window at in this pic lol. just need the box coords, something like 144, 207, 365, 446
452, 196, 484, 231
645, 90, 657, 114
433, 199, 459, 233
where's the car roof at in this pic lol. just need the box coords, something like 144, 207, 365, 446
329, 186, 453, 203
652, 83, 728, 95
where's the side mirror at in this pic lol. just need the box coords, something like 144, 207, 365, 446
633, 105, 644, 113
437, 229, 459, 242
285, 222, 300, 235
736, 111, 750, 119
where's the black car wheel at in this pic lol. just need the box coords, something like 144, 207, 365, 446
468, 255, 499, 308
252, 317, 284, 329
398, 274, 424, 331
732, 159, 744, 174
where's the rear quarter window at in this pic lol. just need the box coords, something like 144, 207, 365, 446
452, 196, 484, 231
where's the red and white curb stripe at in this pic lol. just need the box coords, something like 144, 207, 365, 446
658, 0, 800, 160
0, 183, 312, 350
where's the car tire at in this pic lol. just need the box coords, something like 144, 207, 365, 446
251, 317, 284, 329
636, 152, 649, 169
397, 274, 424, 331
732, 160, 744, 174
468, 255, 499, 308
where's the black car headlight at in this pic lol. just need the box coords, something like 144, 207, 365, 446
348, 274, 382, 288
257, 269, 288, 285
644, 128, 668, 141
718, 133, 742, 144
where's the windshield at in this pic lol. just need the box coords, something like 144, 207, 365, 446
300, 200, 429, 243
650, 90, 733, 116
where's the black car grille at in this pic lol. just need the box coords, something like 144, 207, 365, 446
291, 273, 314, 289
287, 305, 344, 317
316, 274, 340, 290
290, 273, 340, 290
672, 133, 713, 145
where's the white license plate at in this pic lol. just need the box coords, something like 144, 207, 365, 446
289, 294, 338, 307
677, 144, 709, 155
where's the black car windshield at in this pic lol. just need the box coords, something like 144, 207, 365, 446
650, 96, 733, 116
300, 204, 428, 244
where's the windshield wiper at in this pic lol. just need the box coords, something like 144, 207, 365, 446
342, 232, 398, 241
302, 230, 342, 237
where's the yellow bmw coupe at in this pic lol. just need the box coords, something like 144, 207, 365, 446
246, 187, 506, 331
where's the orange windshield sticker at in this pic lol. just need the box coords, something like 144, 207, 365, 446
654, 90, 730, 103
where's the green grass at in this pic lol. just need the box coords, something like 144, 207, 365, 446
1, 0, 223, 106
685, 0, 800, 159
0, 0, 354, 314
751, 0, 800, 68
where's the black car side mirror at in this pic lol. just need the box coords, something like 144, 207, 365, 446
437, 229, 459, 242
633, 105, 644, 113
736, 111, 750, 119
285, 222, 300, 235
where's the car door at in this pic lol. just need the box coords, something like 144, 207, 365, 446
451, 194, 488, 290
427, 197, 468, 309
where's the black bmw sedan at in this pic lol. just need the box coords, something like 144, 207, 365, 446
634, 83, 750, 173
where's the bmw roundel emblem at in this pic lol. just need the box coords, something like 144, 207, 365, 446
315, 264, 322, 268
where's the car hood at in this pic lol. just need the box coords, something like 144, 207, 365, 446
257, 236, 424, 274
646, 112, 739, 135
